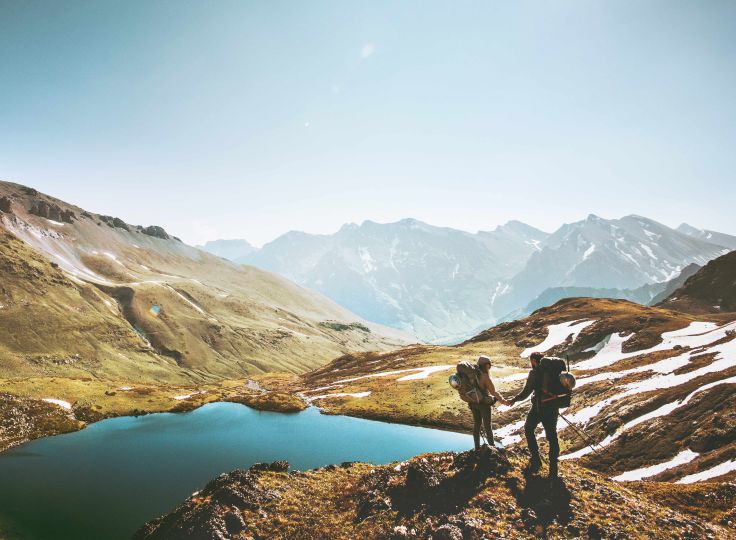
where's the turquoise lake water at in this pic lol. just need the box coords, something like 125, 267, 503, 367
0, 402, 472, 539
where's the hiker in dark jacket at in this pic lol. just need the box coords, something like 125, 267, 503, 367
470, 355, 507, 450
509, 351, 560, 478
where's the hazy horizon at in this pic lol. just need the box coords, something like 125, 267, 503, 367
6, 175, 735, 249
3, 1, 735, 246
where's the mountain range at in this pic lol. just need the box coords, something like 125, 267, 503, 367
202, 215, 734, 343
238, 219, 547, 344
0, 181, 409, 383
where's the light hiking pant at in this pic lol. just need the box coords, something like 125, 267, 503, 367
524, 406, 559, 465
469, 403, 493, 449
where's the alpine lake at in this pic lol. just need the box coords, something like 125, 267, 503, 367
0, 402, 473, 539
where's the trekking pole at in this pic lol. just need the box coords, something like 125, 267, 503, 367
558, 412, 603, 455
481, 428, 489, 447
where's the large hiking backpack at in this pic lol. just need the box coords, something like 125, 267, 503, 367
450, 360, 494, 405
538, 357, 573, 409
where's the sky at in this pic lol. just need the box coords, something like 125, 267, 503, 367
1, 0, 735, 247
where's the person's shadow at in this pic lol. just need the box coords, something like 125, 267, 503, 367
506, 470, 573, 536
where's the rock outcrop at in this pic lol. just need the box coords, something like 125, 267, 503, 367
0, 196, 12, 213
29, 200, 76, 223
98, 215, 130, 230
134, 462, 286, 539
141, 225, 170, 240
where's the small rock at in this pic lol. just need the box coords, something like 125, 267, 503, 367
431, 524, 463, 540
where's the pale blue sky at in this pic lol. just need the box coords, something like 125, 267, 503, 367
1, 0, 735, 245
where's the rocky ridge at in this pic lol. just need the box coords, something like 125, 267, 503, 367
135, 448, 733, 539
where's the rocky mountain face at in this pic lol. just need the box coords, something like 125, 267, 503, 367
657, 250, 736, 315
0, 181, 410, 382
490, 215, 730, 321
196, 238, 256, 261
648, 263, 703, 305
241, 219, 549, 343
678, 223, 736, 250
501, 263, 704, 322
215, 214, 731, 343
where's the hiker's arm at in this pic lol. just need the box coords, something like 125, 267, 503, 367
511, 370, 536, 403
484, 377, 505, 404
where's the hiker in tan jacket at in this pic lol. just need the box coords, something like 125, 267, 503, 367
470, 355, 508, 449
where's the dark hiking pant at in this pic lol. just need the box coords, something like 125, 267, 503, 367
470, 402, 493, 450
524, 406, 559, 465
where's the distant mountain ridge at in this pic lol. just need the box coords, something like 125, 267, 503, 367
240, 218, 549, 343
677, 223, 736, 250
490, 214, 729, 320
195, 239, 256, 261
205, 214, 732, 343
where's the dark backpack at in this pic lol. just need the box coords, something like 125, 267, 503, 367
454, 361, 494, 405
538, 357, 572, 409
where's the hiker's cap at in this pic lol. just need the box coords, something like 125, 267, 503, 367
477, 355, 491, 367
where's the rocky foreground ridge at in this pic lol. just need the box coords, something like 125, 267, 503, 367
135, 447, 735, 539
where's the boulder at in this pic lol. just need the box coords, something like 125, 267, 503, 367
0, 196, 12, 213
431, 524, 463, 540
142, 225, 170, 240
112, 217, 129, 231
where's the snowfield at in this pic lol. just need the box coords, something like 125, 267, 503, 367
677, 459, 736, 484
309, 391, 372, 401
334, 365, 453, 385
396, 365, 453, 381
503, 319, 736, 483
612, 450, 699, 482
42, 398, 72, 410
173, 391, 206, 400
521, 319, 596, 358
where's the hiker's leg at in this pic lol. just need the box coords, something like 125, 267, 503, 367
470, 405, 481, 450
541, 408, 560, 475
480, 404, 493, 444
524, 408, 542, 464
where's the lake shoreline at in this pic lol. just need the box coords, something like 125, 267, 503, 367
0, 389, 477, 457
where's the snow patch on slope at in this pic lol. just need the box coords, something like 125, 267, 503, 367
521, 320, 596, 358
677, 459, 736, 484
612, 450, 699, 482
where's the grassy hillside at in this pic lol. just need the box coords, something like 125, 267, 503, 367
0, 181, 410, 382
657, 249, 736, 314
0, 180, 412, 452
295, 298, 736, 484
